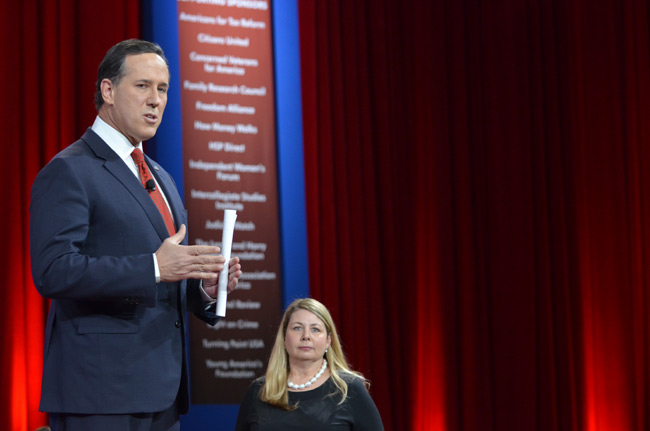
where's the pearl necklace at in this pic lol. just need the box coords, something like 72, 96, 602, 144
288, 359, 327, 390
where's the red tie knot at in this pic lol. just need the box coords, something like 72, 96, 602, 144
131, 148, 145, 165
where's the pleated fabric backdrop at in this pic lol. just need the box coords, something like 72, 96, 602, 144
299, 1, 650, 430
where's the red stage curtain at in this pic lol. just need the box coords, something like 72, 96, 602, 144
0, 1, 139, 430
299, 1, 650, 430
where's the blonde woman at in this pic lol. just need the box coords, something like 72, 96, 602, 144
235, 298, 383, 430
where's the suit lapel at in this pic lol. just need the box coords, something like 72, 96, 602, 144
81, 129, 177, 241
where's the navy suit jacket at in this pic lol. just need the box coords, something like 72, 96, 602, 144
30, 129, 218, 414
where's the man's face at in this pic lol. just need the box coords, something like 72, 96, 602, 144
100, 53, 169, 145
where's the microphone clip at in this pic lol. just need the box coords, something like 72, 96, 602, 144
145, 179, 156, 192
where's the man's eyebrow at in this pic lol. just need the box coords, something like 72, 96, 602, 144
136, 79, 169, 87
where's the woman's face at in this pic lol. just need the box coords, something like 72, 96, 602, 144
284, 309, 331, 362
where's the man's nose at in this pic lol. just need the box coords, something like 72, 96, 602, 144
147, 90, 161, 106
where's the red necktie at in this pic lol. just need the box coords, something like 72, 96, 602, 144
131, 148, 176, 236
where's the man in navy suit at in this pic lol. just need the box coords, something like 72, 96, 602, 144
29, 39, 242, 431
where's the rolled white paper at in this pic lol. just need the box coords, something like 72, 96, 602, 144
216, 209, 237, 317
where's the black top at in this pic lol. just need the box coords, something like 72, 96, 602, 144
235, 374, 384, 431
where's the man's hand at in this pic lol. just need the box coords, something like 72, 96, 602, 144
155, 224, 225, 282
202, 256, 242, 298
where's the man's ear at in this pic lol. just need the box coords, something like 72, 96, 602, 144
100, 79, 115, 106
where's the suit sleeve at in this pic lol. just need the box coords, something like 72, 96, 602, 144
186, 279, 220, 325
30, 156, 157, 304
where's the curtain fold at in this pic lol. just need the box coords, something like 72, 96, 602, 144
0, 2, 139, 430
299, 1, 650, 430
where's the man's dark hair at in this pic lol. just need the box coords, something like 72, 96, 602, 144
94, 39, 169, 111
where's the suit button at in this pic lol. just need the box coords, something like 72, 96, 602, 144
175, 320, 182, 328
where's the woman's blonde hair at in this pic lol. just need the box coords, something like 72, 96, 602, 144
259, 298, 366, 410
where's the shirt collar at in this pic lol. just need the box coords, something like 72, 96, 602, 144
91, 116, 143, 162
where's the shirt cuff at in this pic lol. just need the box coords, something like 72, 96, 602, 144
200, 281, 217, 304
153, 253, 161, 283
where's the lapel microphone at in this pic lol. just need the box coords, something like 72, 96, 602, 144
145, 179, 156, 192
